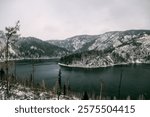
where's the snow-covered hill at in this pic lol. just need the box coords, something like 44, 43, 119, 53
16, 37, 69, 58
88, 30, 150, 50
48, 35, 98, 52
60, 30, 150, 67
0, 31, 69, 60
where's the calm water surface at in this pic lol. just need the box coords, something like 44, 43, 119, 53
15, 59, 150, 99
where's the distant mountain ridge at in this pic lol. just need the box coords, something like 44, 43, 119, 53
1, 29, 150, 68
47, 35, 98, 52
48, 30, 150, 51
0, 31, 69, 60
16, 37, 69, 58
58, 30, 150, 67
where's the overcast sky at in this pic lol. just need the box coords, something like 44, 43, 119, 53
0, 0, 150, 40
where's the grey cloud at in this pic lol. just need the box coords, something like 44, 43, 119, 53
0, 0, 149, 40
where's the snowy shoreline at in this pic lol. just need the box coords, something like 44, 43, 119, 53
0, 57, 60, 62
58, 62, 150, 69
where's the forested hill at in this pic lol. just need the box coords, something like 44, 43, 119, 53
0, 31, 69, 60
59, 30, 150, 67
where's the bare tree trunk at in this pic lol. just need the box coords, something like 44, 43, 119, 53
32, 59, 35, 88
14, 55, 17, 83
6, 37, 9, 97
99, 82, 103, 100
4, 21, 20, 97
118, 68, 123, 99
58, 95, 60, 100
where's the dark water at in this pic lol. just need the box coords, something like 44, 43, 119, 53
15, 59, 150, 99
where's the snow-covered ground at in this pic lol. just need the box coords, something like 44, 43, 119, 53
0, 82, 79, 100
58, 62, 145, 69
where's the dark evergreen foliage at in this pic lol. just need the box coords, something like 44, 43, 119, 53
82, 91, 89, 100
63, 84, 66, 95
58, 69, 62, 89
0, 68, 5, 81
17, 37, 69, 58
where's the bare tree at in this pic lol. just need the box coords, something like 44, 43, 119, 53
118, 66, 123, 99
30, 47, 37, 89
99, 81, 103, 100
41, 80, 46, 91
99, 79, 105, 100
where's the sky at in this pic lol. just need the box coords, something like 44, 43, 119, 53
0, 0, 150, 40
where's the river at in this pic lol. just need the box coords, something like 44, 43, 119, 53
14, 59, 150, 99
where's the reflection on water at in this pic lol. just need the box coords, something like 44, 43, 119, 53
15, 59, 150, 99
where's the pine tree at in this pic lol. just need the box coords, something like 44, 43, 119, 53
57, 68, 62, 100
5, 21, 20, 96
0, 68, 5, 81
63, 84, 66, 95
82, 91, 89, 100
58, 69, 62, 89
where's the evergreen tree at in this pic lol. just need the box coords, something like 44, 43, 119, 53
58, 69, 62, 89
82, 91, 89, 100
63, 84, 66, 95
57, 68, 62, 100
5, 21, 20, 96
0, 68, 5, 81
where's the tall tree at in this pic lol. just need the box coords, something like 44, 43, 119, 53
57, 68, 62, 100
5, 21, 20, 96
118, 66, 123, 99
30, 47, 39, 89
58, 69, 62, 89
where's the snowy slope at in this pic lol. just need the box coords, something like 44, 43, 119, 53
88, 30, 150, 51
0, 82, 78, 100
48, 35, 98, 52
60, 30, 150, 67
